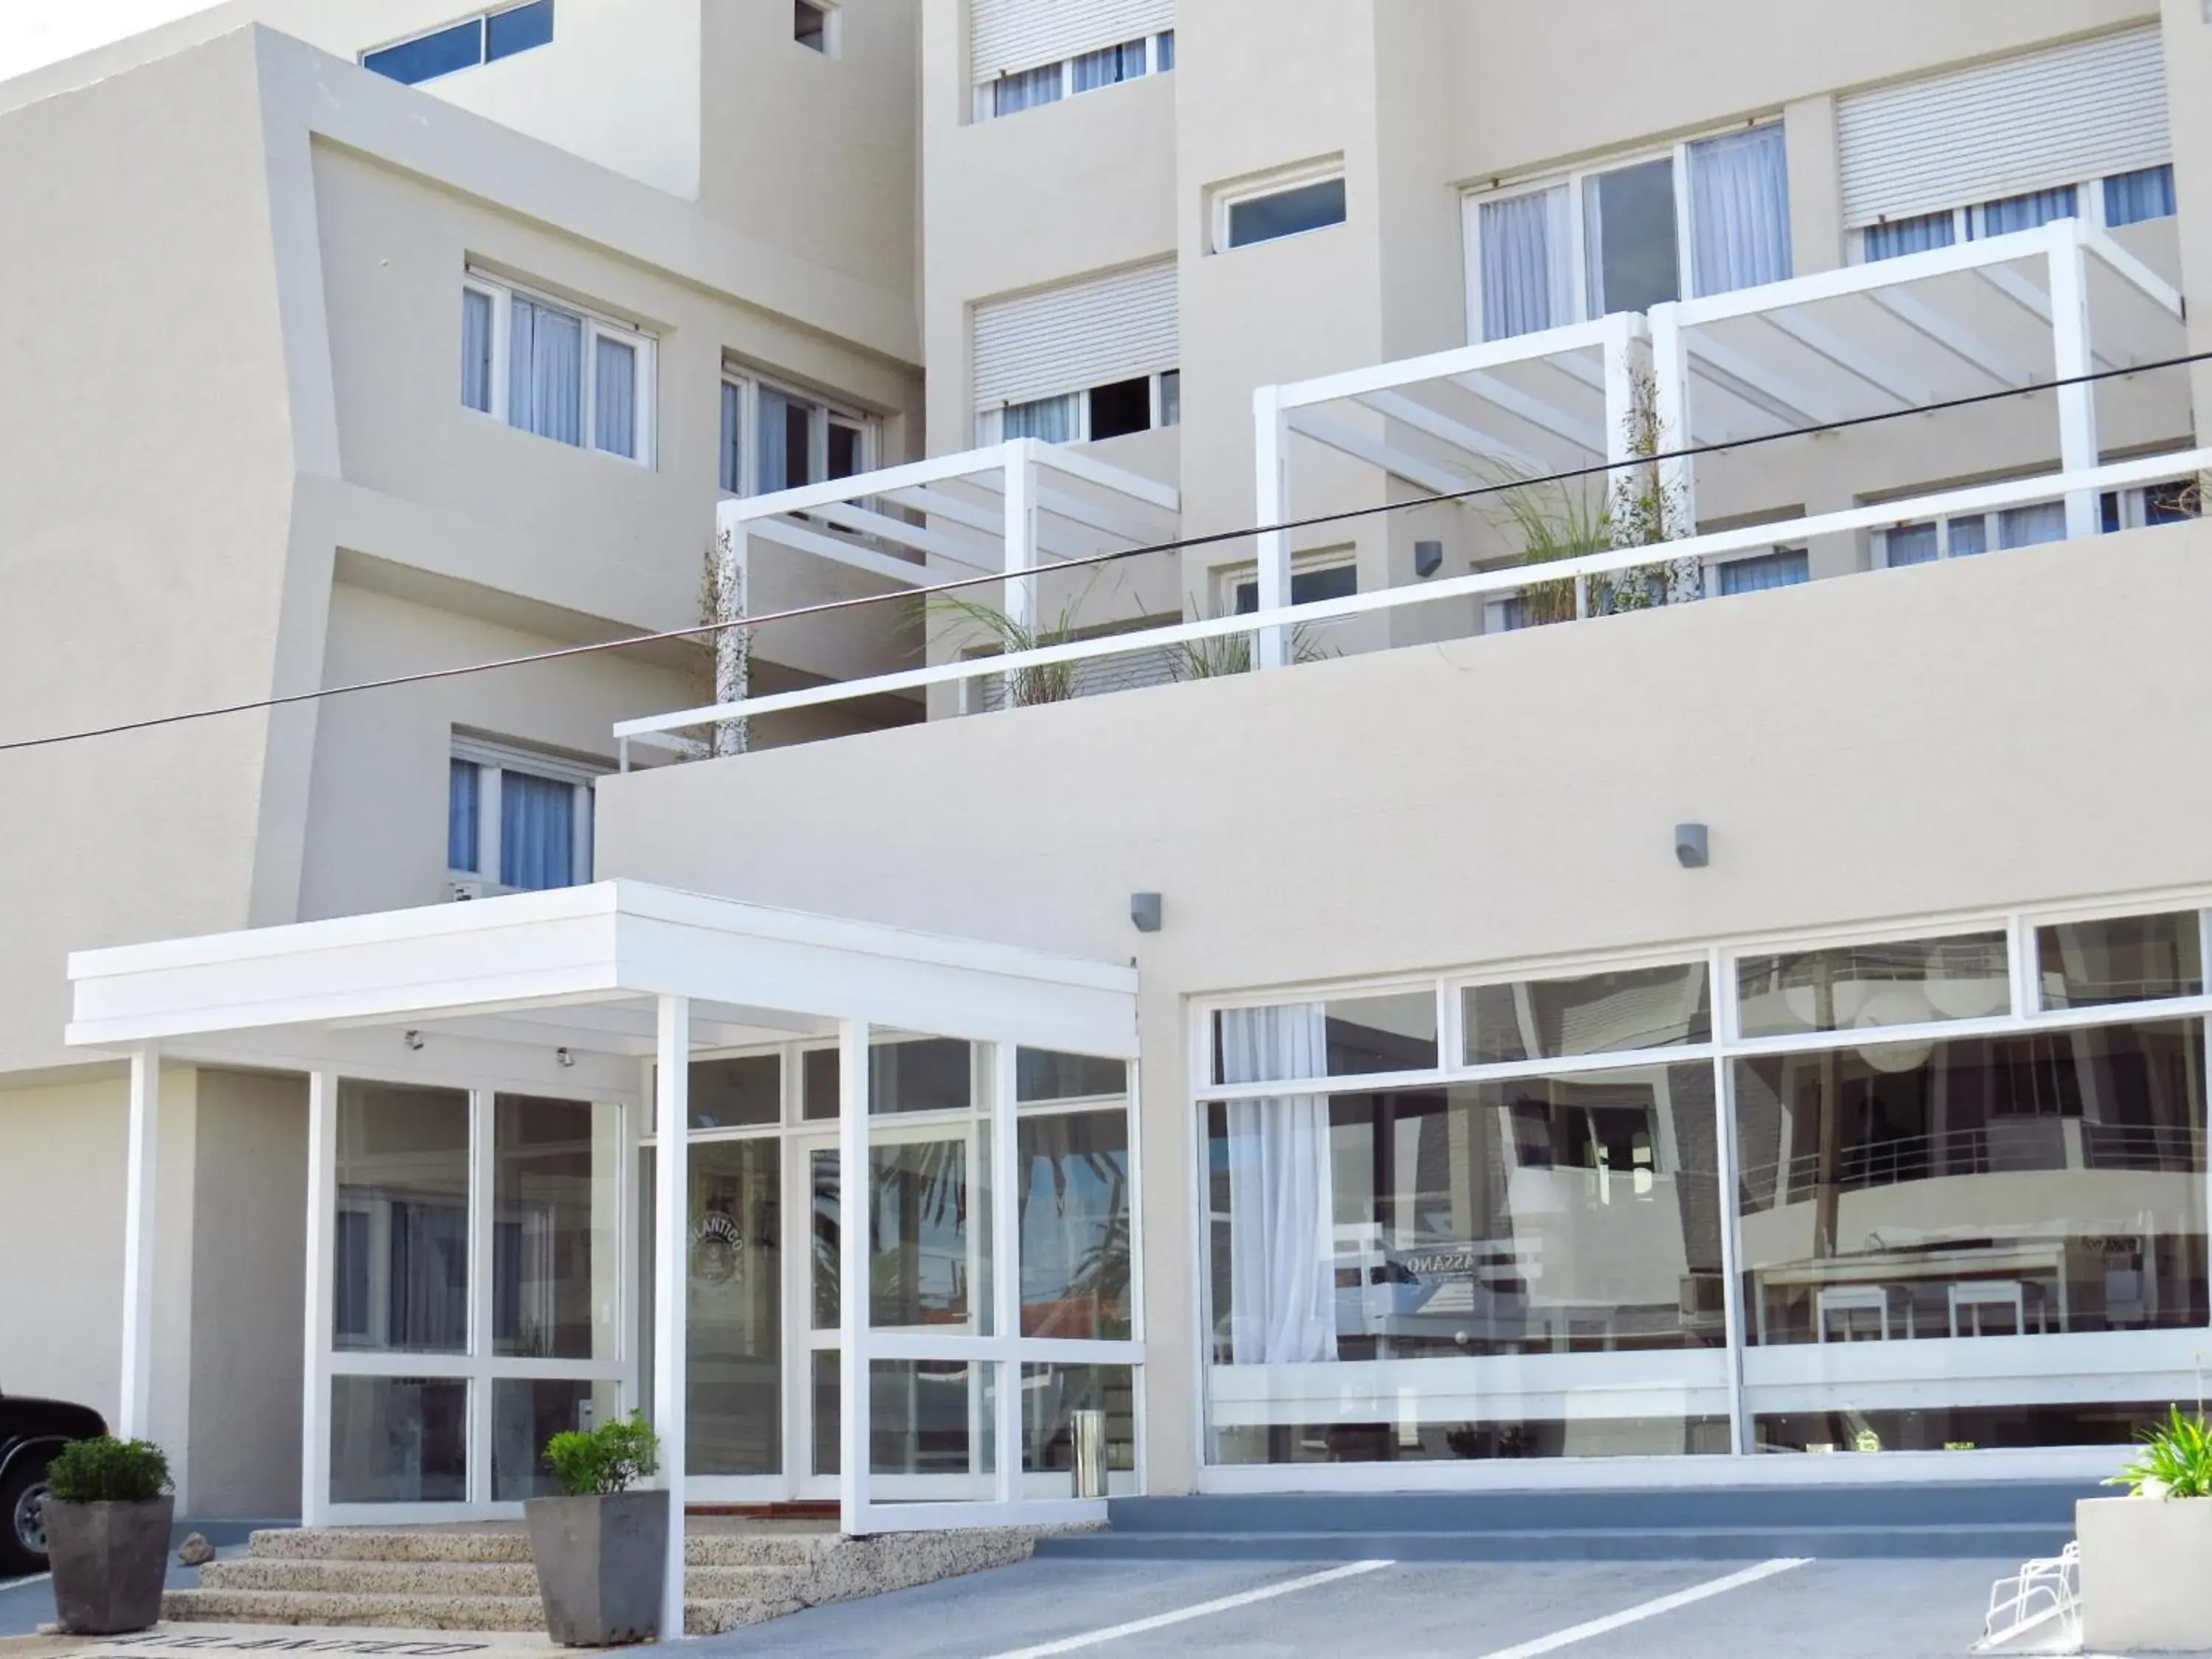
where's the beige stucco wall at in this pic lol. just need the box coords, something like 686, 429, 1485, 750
597, 518, 2212, 1492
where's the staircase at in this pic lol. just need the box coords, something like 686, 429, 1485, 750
165, 1521, 1046, 1636
1035, 1481, 2098, 1563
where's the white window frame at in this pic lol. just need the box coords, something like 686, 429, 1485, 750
718, 369, 879, 498
1874, 477, 2193, 568
460, 269, 658, 468
448, 736, 605, 897
1850, 164, 2174, 265
1461, 119, 1785, 343
974, 369, 1180, 447
1211, 158, 1349, 255
359, 0, 554, 82
972, 32, 1174, 122
1215, 548, 1356, 618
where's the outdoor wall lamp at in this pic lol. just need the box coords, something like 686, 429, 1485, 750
556, 1047, 575, 1068
403, 1029, 425, 1051
1675, 823, 1710, 869
1130, 892, 1164, 933
1414, 539, 1444, 578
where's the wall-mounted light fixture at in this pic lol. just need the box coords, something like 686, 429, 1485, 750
1130, 892, 1163, 933
1674, 823, 1710, 869
1414, 539, 1444, 578
403, 1029, 425, 1051
557, 1047, 575, 1068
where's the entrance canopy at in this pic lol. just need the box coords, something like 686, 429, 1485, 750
69, 883, 1140, 1638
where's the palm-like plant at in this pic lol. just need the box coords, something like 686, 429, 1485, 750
923, 590, 1088, 706
2109, 1405, 2212, 1498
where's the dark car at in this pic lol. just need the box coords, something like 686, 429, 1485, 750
0, 1391, 106, 1574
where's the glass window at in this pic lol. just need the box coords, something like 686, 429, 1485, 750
335, 1082, 470, 1354
1975, 186, 2077, 238
461, 290, 494, 414
1949, 513, 1989, 557
2106, 164, 2176, 228
1478, 187, 1573, 341
1883, 522, 1939, 567
1863, 210, 1957, 262
1017, 1048, 1127, 1104
992, 63, 1064, 118
1585, 157, 1679, 316
1072, 39, 1146, 91
1756, 1400, 2180, 1455
1737, 932, 2010, 1039
793, 0, 829, 52
491, 1379, 619, 1500
1225, 177, 1348, 249
493, 1096, 619, 1360
1232, 562, 1357, 613
486, 0, 554, 60
870, 1037, 973, 1115
870, 1359, 988, 1477
1021, 1363, 1135, 1489
1464, 962, 1711, 1065
686, 1138, 783, 1475
1733, 1020, 2207, 1345
684, 1054, 782, 1130
1018, 1109, 1130, 1338
498, 768, 579, 891
509, 296, 584, 446
364, 19, 484, 86
592, 335, 638, 459
1715, 549, 1808, 596
1087, 377, 1152, 440
1159, 368, 1180, 428
827, 417, 865, 479
757, 387, 811, 493
1687, 125, 1790, 298
718, 381, 743, 493
1999, 502, 2067, 549
1001, 393, 1078, 444
330, 1377, 467, 1501
870, 1139, 974, 1326
447, 759, 480, 872
802, 1046, 841, 1121
1214, 992, 1438, 1085
1155, 30, 1175, 71
2039, 912, 2202, 1009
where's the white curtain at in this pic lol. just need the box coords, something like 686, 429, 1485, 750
500, 769, 576, 891
1221, 1005, 1338, 1366
460, 290, 493, 413
1884, 523, 1939, 567
1978, 187, 2076, 237
992, 62, 1063, 116
1862, 210, 1956, 262
1072, 41, 1144, 91
758, 388, 810, 491
1999, 501, 2068, 549
1690, 124, 1792, 298
1479, 186, 1572, 341
1001, 393, 1078, 443
593, 335, 636, 458
509, 296, 582, 445
392, 1200, 469, 1351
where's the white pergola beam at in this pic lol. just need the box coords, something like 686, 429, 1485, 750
1451, 372, 1606, 453
1271, 317, 1623, 411
1755, 309, 1932, 407
1687, 338, 1829, 428
1979, 264, 2123, 375
1353, 389, 1546, 476
1867, 288, 2017, 386
808, 499, 1000, 571
879, 485, 1099, 563
1287, 410, 1481, 498
746, 516, 936, 586
1031, 440, 1181, 513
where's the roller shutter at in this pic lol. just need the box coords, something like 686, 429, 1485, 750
972, 260, 1178, 412
970, 0, 1174, 81
1837, 27, 2169, 228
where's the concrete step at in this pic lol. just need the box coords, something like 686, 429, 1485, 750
247, 1528, 536, 1563
201, 1558, 543, 1596
163, 1588, 549, 1631
1037, 1520, 2077, 1564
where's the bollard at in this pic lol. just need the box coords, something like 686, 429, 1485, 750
1072, 1409, 1107, 1499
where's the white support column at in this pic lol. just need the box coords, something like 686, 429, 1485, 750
2048, 223, 2101, 542
990, 1043, 1020, 1505
118, 1044, 160, 1442
466, 1089, 495, 1509
651, 997, 689, 1642
302, 1071, 335, 1525
1647, 304, 1696, 540
836, 1018, 870, 1535
1252, 384, 1292, 670
1003, 442, 1038, 639
712, 521, 751, 758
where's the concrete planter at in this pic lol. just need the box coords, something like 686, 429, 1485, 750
46, 1495, 174, 1635
524, 1492, 669, 1646
2079, 1494, 2212, 1651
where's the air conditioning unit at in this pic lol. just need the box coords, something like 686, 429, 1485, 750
447, 879, 484, 902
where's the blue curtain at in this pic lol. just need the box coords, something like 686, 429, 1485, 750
390, 1200, 469, 1351
1688, 124, 1792, 298
992, 63, 1063, 116
501, 771, 576, 891
447, 759, 479, 872
461, 291, 493, 413
593, 335, 636, 458
2105, 165, 2176, 228
1978, 187, 2076, 238
1885, 524, 1939, 567
1155, 29, 1174, 70
509, 296, 582, 445
1949, 516, 1989, 557
1072, 40, 1145, 91
1717, 549, 1809, 595
1479, 187, 1573, 341
1863, 211, 1956, 262
1999, 502, 2068, 549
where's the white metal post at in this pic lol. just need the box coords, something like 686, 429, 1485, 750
2049, 223, 2101, 542
652, 997, 690, 1642
1252, 384, 1292, 669
302, 1071, 335, 1525
1647, 303, 1696, 541
118, 1044, 160, 1442
991, 1043, 1021, 1504
466, 1089, 495, 1509
836, 1019, 870, 1534
712, 521, 751, 759
1003, 440, 1038, 639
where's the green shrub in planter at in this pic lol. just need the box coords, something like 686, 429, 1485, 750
2108, 1405, 2212, 1498
46, 1437, 175, 1636
528, 1415, 667, 1646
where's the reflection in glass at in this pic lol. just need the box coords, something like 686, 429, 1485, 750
1212, 993, 1438, 1085
1465, 963, 1711, 1065
813, 1349, 839, 1476
1022, 1364, 1135, 1488
1734, 1020, 2207, 1344
1755, 1400, 2173, 1455
688, 1139, 782, 1475
802, 1046, 840, 1121
1018, 1049, 1127, 1104
684, 1055, 781, 1130
810, 1149, 840, 1329
493, 1096, 619, 1360
492, 1380, 622, 1499
870, 1360, 990, 1481
2039, 913, 2202, 1009
1585, 157, 1680, 315
1736, 933, 2009, 1039
871, 1140, 974, 1328
335, 1082, 470, 1354
870, 1038, 973, 1115
330, 1376, 467, 1503
1018, 1110, 1131, 1338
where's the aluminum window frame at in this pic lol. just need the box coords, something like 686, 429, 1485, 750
1850, 163, 2177, 265
1211, 159, 1350, 255
975, 370, 1180, 448
448, 734, 606, 897
459, 269, 657, 468
972, 32, 1175, 123
718, 368, 880, 498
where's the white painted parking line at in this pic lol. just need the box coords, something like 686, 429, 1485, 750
1473, 1558, 1812, 1659
978, 1559, 1394, 1658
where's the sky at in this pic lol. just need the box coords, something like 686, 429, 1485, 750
0, 1, 223, 82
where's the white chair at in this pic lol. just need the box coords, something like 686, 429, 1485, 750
1950, 1279, 2026, 1338
1817, 1284, 1893, 1342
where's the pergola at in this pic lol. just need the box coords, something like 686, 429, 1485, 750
69, 880, 1139, 1639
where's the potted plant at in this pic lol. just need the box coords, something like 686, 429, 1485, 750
44, 1436, 173, 1635
2079, 1406, 2212, 1651
526, 1412, 667, 1647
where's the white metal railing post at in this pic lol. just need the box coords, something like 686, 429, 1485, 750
837, 1018, 871, 1535
712, 517, 751, 758
1004, 440, 1038, 636
118, 1043, 160, 1442
301, 1071, 335, 1526
2049, 221, 2101, 541
651, 997, 690, 1641
1647, 302, 1696, 540
1253, 383, 1292, 669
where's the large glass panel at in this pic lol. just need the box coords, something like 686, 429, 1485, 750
1464, 963, 1710, 1065
1018, 1109, 1130, 1338
1733, 1020, 2207, 1345
870, 1359, 991, 1485
1863, 211, 1956, 262
500, 770, 577, 891
1225, 178, 1348, 248
364, 20, 483, 85
1585, 157, 1679, 316
592, 335, 637, 459
2040, 913, 2203, 1010
485, 0, 555, 60
1017, 1048, 1127, 1104
335, 1082, 470, 1354
493, 1096, 619, 1360
757, 389, 812, 492
1687, 124, 1791, 298
870, 1138, 975, 1328
509, 297, 583, 446
871, 1037, 973, 1114
812, 1349, 840, 1475
2106, 164, 2177, 228
1203, 1064, 1725, 1464
802, 1046, 840, 1121
1478, 187, 1573, 341
1756, 1400, 2175, 1455
810, 1147, 840, 1329
330, 1377, 467, 1503
491, 1379, 622, 1500
1212, 992, 1437, 1085
688, 1138, 782, 1475
992, 62, 1064, 118
1736, 932, 2010, 1039
1021, 1363, 1135, 1492
460, 291, 494, 415
684, 1054, 782, 1130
